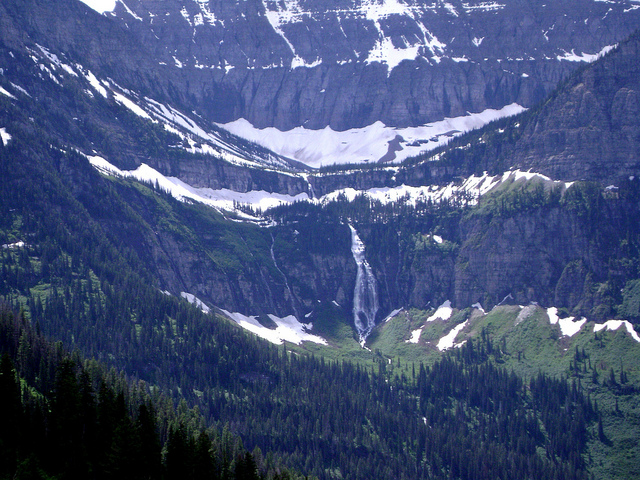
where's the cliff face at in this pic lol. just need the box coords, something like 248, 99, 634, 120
4, 0, 640, 131
509, 33, 640, 183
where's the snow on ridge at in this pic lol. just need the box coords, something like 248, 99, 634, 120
594, 320, 640, 343
86, 155, 306, 219
218, 103, 526, 168
118, 0, 143, 21
546, 307, 587, 337
181, 292, 210, 313
144, 98, 289, 170
78, 0, 117, 14
317, 168, 570, 211
221, 309, 327, 345
556, 44, 617, 62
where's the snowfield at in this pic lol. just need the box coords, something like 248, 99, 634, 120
219, 104, 526, 168
221, 310, 327, 346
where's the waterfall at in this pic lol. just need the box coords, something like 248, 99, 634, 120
271, 234, 300, 320
349, 225, 379, 346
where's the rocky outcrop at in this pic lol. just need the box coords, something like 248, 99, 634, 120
509, 32, 640, 183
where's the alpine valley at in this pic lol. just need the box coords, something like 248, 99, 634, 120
1, 1, 640, 479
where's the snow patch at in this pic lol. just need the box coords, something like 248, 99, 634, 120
556, 44, 616, 62
83, 70, 108, 98
594, 320, 640, 343
218, 104, 526, 168
463, 3, 505, 13
78, 0, 116, 14
0, 87, 16, 99
384, 308, 403, 323
221, 310, 327, 345
10, 83, 30, 97
113, 92, 151, 119
546, 307, 587, 337
428, 300, 453, 322
437, 320, 468, 351
407, 327, 423, 344
366, 37, 420, 72
181, 292, 210, 313
87, 156, 305, 219
0, 128, 11, 146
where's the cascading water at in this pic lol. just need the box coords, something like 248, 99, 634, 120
349, 225, 379, 346
271, 234, 300, 320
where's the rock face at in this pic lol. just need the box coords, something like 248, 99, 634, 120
2, 0, 640, 332
509, 32, 640, 183
4, 0, 640, 131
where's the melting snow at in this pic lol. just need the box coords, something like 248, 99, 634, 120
0, 128, 11, 146
0, 87, 16, 99
556, 44, 617, 62
219, 104, 526, 168
78, 0, 116, 14
437, 320, 468, 351
407, 327, 423, 344
113, 92, 151, 119
594, 320, 640, 343
546, 307, 587, 337
87, 156, 306, 218
427, 300, 453, 322
384, 308, 403, 323
181, 292, 210, 313
221, 310, 327, 345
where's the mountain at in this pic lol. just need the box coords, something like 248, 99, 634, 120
85, 0, 640, 130
2, 1, 640, 479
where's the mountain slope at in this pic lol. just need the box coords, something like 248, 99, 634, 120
413, 30, 640, 184
2, 2, 640, 479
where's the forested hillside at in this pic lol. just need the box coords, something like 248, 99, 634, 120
1, 1, 640, 479
1, 130, 637, 478
0, 306, 301, 480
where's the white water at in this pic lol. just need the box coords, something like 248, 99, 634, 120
349, 225, 379, 345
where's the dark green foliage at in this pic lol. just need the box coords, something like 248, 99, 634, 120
1, 62, 636, 480
0, 306, 299, 480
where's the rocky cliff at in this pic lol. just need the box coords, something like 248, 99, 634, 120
4, 0, 640, 132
